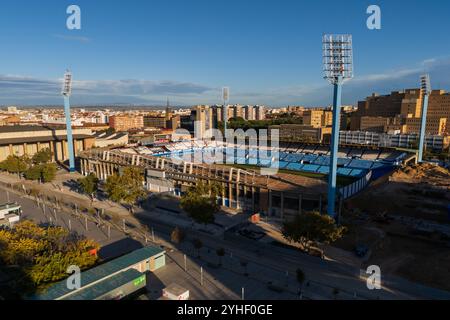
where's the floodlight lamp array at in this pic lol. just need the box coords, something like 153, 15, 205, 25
62, 71, 73, 97
323, 34, 353, 85
420, 74, 431, 95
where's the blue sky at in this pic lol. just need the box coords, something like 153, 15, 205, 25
0, 0, 449, 106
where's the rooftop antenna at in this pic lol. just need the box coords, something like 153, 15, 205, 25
62, 70, 76, 172
418, 74, 431, 163
322, 34, 353, 219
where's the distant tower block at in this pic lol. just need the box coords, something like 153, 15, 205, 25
61, 70, 76, 172
322, 34, 354, 219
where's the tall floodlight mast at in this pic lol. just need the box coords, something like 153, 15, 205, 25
62, 70, 76, 172
222, 87, 229, 136
418, 74, 431, 163
322, 34, 353, 218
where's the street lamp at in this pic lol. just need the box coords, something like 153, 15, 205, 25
322, 34, 353, 218
418, 74, 431, 163
61, 70, 76, 172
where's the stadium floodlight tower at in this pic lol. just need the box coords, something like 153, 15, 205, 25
222, 87, 229, 136
61, 70, 76, 173
418, 74, 431, 163
322, 34, 353, 219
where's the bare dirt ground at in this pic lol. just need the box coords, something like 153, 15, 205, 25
348, 163, 449, 223
335, 163, 450, 291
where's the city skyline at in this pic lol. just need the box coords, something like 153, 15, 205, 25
1, 0, 450, 106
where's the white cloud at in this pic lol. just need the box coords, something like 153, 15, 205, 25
0, 56, 449, 106
0, 75, 216, 105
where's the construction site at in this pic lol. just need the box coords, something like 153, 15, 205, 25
340, 163, 450, 291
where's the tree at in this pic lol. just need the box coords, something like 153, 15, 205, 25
0, 155, 30, 176
24, 165, 42, 181
32, 148, 52, 165
0, 220, 99, 295
180, 182, 223, 225
24, 164, 57, 183
105, 167, 146, 213
282, 211, 346, 252
192, 238, 203, 258
216, 248, 225, 266
40, 163, 57, 183
77, 173, 99, 199
171, 227, 185, 244
105, 174, 122, 202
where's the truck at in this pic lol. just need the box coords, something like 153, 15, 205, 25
161, 283, 190, 300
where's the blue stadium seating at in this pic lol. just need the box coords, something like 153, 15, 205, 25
155, 145, 400, 180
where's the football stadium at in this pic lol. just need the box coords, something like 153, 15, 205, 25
80, 140, 412, 221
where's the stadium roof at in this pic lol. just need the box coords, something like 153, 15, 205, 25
0, 125, 64, 133
0, 134, 93, 145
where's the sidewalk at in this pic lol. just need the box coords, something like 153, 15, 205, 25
0, 173, 339, 299
2, 172, 449, 300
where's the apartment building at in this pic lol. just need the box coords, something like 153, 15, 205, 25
303, 109, 333, 128
143, 116, 166, 128
109, 115, 144, 132
351, 89, 450, 136
244, 105, 255, 120
255, 105, 266, 120
269, 124, 332, 143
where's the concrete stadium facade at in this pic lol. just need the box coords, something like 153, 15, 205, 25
80, 149, 326, 221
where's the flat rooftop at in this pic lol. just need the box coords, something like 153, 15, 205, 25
0, 125, 94, 145
0, 125, 66, 133
33, 246, 165, 300
65, 269, 145, 300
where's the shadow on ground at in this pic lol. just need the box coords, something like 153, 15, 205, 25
98, 237, 143, 261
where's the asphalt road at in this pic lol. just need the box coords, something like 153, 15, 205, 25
2, 181, 449, 300
0, 187, 135, 260
0, 186, 299, 300
136, 207, 450, 300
